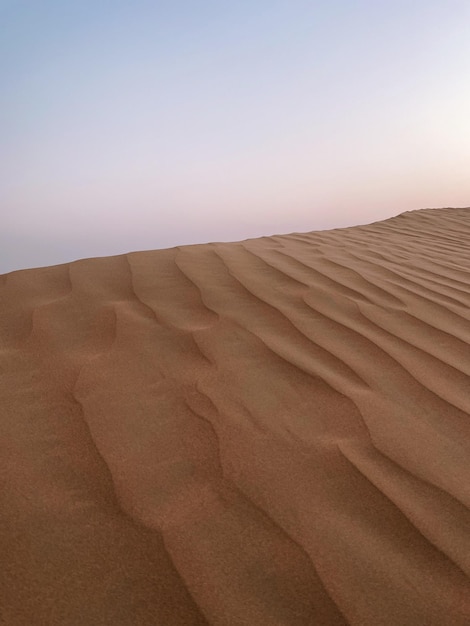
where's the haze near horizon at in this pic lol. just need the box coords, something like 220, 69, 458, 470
2, 1, 470, 273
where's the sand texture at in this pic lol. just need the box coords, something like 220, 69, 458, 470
0, 207, 469, 625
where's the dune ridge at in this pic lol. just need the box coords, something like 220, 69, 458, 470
0, 207, 469, 624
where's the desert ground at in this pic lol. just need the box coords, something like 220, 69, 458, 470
0, 207, 469, 625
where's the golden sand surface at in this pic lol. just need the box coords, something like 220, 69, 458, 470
0, 207, 469, 624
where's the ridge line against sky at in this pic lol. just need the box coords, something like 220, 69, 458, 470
2, 1, 470, 273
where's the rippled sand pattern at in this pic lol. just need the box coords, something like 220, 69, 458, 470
1, 207, 469, 624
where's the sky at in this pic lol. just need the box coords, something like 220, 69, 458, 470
2, 1, 470, 273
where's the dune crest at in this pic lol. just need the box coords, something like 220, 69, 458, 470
0, 207, 469, 624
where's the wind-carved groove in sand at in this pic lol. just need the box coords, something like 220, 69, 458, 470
207, 246, 370, 393
69, 380, 209, 624
69, 384, 134, 511
278, 233, 323, 248
209, 248, 470, 509
356, 304, 470, 377
346, 250, 470, 307
366, 224, 461, 249
418, 258, 470, 282
124, 254, 214, 368
345, 244, 470, 282
364, 236, 470, 275
212, 247, 373, 392
194, 320, 369, 448
173, 246, 222, 330
125, 250, 219, 333
301, 291, 470, 417
439, 215, 470, 233
173, 244, 367, 394
355, 300, 470, 381
247, 239, 394, 310
73, 365, 347, 624
183, 386, 349, 625
173, 246, 369, 446
298, 291, 470, 507
4, 264, 74, 346
382, 264, 470, 305
337, 440, 470, 579
343, 244, 412, 266
307, 254, 405, 308
193, 363, 267, 433
281, 247, 406, 310
240, 244, 312, 290
261, 247, 377, 306
357, 273, 470, 338
355, 219, 459, 244
335, 252, 470, 320
124, 255, 169, 327
62, 262, 120, 361
366, 222, 469, 251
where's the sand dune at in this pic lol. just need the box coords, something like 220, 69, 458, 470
0, 207, 469, 625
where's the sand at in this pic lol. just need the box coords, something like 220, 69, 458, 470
0, 207, 469, 625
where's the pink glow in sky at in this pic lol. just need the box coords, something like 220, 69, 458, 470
2, 1, 470, 272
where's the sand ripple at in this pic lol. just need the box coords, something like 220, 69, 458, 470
0, 208, 469, 624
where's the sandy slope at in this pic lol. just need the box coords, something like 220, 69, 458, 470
0, 207, 469, 625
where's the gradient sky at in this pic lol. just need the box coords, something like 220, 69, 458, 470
2, 1, 470, 273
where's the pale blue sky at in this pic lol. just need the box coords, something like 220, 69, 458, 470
2, 1, 470, 272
